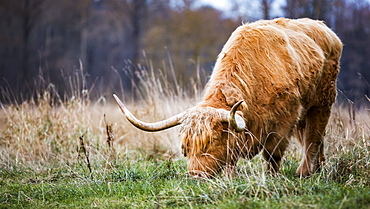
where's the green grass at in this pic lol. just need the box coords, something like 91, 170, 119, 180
1, 153, 370, 208
1, 66, 370, 208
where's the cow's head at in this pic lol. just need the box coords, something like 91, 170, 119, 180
113, 94, 245, 178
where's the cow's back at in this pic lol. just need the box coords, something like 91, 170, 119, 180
275, 18, 342, 61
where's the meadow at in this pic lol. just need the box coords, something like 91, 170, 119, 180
0, 66, 369, 208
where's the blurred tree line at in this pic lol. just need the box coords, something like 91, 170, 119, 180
0, 0, 369, 104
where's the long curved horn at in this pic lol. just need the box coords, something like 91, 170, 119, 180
113, 94, 183, 132
218, 100, 246, 133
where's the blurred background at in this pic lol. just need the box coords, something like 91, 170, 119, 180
0, 0, 369, 105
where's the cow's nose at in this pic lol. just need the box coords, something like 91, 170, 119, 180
190, 171, 209, 179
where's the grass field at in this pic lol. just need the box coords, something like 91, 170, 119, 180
1, 67, 369, 208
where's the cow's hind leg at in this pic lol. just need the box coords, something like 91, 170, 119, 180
262, 135, 289, 174
296, 106, 330, 177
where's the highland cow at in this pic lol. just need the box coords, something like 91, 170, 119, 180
114, 18, 343, 178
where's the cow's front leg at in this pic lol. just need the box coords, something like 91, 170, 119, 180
262, 136, 289, 174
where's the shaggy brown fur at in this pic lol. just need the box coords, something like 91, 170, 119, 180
181, 18, 342, 178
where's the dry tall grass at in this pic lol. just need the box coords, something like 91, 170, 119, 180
0, 63, 369, 185
0, 64, 203, 172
